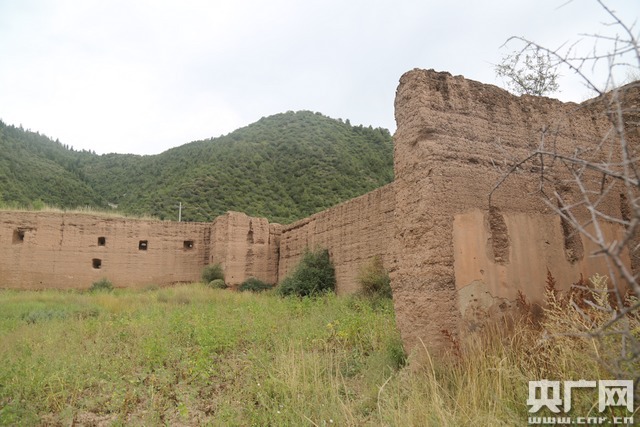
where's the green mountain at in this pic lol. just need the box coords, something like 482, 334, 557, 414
0, 123, 101, 208
0, 111, 394, 224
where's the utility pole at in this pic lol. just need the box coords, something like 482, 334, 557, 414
178, 202, 182, 222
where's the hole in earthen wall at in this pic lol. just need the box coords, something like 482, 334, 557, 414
620, 193, 631, 224
245, 248, 255, 271
488, 206, 510, 264
183, 240, 194, 249
436, 73, 451, 101
12, 229, 25, 244
414, 127, 437, 144
92, 258, 102, 269
620, 192, 640, 273
98, 236, 106, 246
558, 201, 584, 264
247, 220, 254, 244
139, 240, 148, 250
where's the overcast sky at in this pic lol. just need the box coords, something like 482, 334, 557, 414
0, 0, 638, 155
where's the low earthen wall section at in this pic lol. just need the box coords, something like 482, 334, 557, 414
0, 211, 210, 289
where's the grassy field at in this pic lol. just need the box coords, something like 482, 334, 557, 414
0, 283, 637, 426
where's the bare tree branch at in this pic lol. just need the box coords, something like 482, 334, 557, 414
493, 0, 640, 379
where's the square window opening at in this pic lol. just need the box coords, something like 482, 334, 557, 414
12, 229, 25, 244
98, 236, 106, 246
139, 240, 148, 250
92, 258, 102, 269
183, 240, 194, 250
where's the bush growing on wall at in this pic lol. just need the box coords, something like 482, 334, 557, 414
278, 248, 336, 297
201, 263, 224, 283
357, 255, 392, 299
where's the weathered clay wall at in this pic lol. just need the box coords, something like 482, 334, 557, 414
392, 69, 633, 354
278, 184, 395, 294
619, 85, 640, 276
0, 210, 281, 289
209, 211, 281, 286
0, 211, 210, 289
0, 200, 388, 292
452, 211, 629, 329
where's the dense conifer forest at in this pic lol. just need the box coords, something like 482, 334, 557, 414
0, 111, 394, 224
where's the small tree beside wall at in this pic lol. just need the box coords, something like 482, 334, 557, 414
278, 248, 336, 297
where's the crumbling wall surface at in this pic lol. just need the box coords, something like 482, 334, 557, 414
0, 211, 210, 289
619, 83, 640, 276
278, 184, 395, 294
209, 211, 281, 286
392, 69, 631, 354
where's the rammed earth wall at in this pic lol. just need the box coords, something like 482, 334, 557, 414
209, 211, 281, 286
278, 183, 396, 295
0, 211, 281, 290
1, 69, 636, 355
0, 211, 211, 289
392, 69, 635, 354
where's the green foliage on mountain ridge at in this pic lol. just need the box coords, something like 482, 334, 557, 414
0, 111, 394, 223
0, 123, 102, 208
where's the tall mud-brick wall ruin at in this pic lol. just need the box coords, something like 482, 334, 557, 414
1, 68, 637, 356
392, 69, 636, 354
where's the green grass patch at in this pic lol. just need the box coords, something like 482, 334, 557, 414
2, 280, 634, 426
0, 285, 402, 425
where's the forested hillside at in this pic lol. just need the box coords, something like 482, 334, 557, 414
0, 123, 102, 208
0, 111, 394, 224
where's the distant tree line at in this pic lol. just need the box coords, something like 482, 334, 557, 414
0, 111, 394, 224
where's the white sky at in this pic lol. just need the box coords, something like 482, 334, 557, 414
0, 0, 638, 155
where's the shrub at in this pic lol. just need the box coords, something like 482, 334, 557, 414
90, 278, 114, 292
357, 255, 392, 299
21, 307, 100, 324
238, 277, 272, 293
207, 279, 227, 289
386, 335, 408, 370
278, 248, 336, 297
22, 309, 68, 324
202, 263, 224, 283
